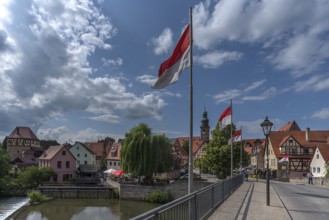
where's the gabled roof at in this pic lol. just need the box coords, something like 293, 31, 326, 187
316, 144, 329, 164
73, 141, 95, 155
174, 137, 205, 155
106, 142, 122, 160
243, 139, 264, 155
39, 144, 71, 160
270, 130, 329, 157
85, 141, 105, 157
278, 120, 301, 132
7, 126, 39, 140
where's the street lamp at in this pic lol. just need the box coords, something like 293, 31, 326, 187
261, 116, 273, 206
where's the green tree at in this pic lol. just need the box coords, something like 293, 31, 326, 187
182, 140, 189, 154
201, 124, 249, 179
0, 148, 10, 178
0, 148, 11, 194
18, 167, 55, 189
120, 123, 173, 180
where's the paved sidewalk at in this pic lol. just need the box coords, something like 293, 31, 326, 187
208, 179, 292, 220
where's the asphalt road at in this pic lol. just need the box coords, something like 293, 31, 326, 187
272, 182, 329, 220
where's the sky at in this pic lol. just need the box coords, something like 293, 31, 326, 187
1, 0, 329, 144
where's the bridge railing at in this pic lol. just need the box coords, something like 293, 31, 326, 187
130, 174, 243, 220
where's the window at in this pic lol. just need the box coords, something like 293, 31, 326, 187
317, 167, 320, 173
57, 161, 62, 169
118, 162, 120, 166
85, 154, 87, 157
77, 153, 80, 157
288, 140, 293, 146
84, 161, 87, 164
62, 151, 66, 156
109, 162, 112, 165
316, 154, 319, 159
77, 146, 79, 150
313, 167, 316, 173
114, 162, 117, 166
66, 161, 70, 169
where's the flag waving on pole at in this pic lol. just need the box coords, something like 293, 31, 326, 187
219, 106, 232, 129
228, 129, 242, 144
279, 155, 289, 163
152, 25, 191, 89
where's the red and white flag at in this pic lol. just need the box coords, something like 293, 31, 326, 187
279, 155, 289, 163
219, 106, 232, 129
152, 25, 191, 89
228, 129, 242, 144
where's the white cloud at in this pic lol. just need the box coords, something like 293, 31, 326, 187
213, 89, 241, 104
102, 57, 123, 66
294, 75, 329, 92
194, 50, 243, 69
37, 126, 120, 144
0, 0, 167, 131
311, 108, 329, 120
244, 79, 266, 92
152, 27, 173, 55
135, 74, 156, 86
193, 0, 329, 76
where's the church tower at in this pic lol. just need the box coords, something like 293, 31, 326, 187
200, 108, 210, 143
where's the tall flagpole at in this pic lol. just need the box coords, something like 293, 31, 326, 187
240, 126, 243, 172
230, 99, 233, 177
188, 6, 193, 195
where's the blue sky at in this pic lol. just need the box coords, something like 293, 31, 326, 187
1, 0, 329, 143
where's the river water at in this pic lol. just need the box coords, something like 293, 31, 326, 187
1, 198, 159, 220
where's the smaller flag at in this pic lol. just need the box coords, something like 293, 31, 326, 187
279, 155, 289, 163
228, 129, 242, 144
219, 106, 232, 129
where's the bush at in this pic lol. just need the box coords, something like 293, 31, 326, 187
144, 191, 173, 204
28, 190, 48, 205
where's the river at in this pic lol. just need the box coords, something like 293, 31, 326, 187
1, 198, 159, 220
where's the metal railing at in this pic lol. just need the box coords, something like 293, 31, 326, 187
131, 174, 243, 220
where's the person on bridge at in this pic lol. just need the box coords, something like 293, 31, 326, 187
307, 171, 313, 185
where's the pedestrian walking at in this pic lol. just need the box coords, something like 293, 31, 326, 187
307, 171, 313, 185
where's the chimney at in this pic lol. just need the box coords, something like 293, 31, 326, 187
306, 127, 310, 142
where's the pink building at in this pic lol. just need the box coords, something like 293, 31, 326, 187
39, 144, 76, 182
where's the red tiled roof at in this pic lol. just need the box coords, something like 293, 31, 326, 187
7, 126, 39, 140
175, 137, 205, 155
269, 130, 329, 158
39, 144, 65, 160
243, 139, 264, 155
317, 144, 329, 164
85, 141, 105, 157
278, 120, 301, 131
106, 142, 122, 160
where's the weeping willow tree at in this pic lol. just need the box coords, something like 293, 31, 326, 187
120, 123, 173, 180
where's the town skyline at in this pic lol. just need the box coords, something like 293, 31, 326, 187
1, 0, 329, 144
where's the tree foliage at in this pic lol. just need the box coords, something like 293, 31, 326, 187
201, 124, 249, 179
18, 167, 55, 189
120, 123, 173, 179
0, 148, 10, 178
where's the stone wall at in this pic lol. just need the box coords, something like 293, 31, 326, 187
119, 180, 212, 200
289, 177, 329, 186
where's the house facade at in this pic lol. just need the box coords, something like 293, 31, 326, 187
310, 145, 329, 178
106, 141, 122, 170
39, 144, 76, 182
249, 139, 265, 170
69, 142, 96, 168
267, 121, 329, 179
6, 126, 42, 161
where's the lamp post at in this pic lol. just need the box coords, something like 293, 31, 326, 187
261, 116, 273, 206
